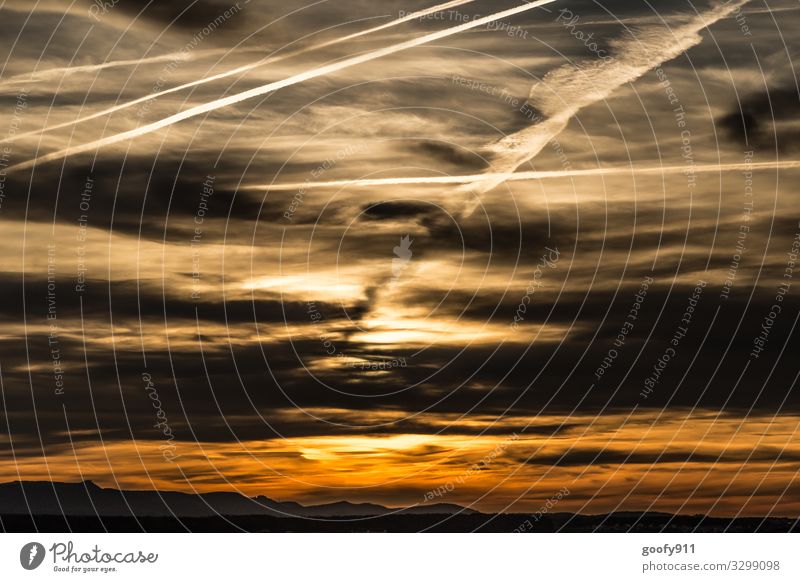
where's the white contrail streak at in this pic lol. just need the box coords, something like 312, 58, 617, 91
455, 0, 752, 215
246, 160, 800, 191
0, 49, 224, 89
0, 0, 479, 146
247, 1, 757, 203
8, 0, 555, 172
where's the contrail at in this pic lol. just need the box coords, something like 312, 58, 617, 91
455, 0, 752, 215
0, 49, 225, 89
247, 160, 800, 191
246, 1, 757, 201
7, 0, 555, 172
0, 0, 480, 146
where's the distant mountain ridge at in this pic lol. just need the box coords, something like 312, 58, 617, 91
0, 481, 477, 518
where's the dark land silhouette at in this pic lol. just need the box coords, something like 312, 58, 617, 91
0, 481, 796, 532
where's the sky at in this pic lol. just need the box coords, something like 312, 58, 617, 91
0, 0, 799, 517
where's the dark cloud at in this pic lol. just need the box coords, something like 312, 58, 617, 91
413, 140, 489, 170
1, 155, 311, 240
361, 201, 436, 221
113, 0, 247, 31
718, 84, 800, 151
519, 447, 800, 467
421, 212, 569, 260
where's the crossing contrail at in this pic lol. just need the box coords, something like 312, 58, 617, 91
0, 0, 480, 146
7, 0, 555, 172
0, 49, 228, 90
245, 160, 800, 191
453, 0, 752, 216
247, 1, 756, 206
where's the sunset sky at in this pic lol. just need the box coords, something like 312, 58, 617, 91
0, 0, 799, 517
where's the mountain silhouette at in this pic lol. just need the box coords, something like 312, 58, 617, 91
2, 481, 797, 532
0, 481, 476, 518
